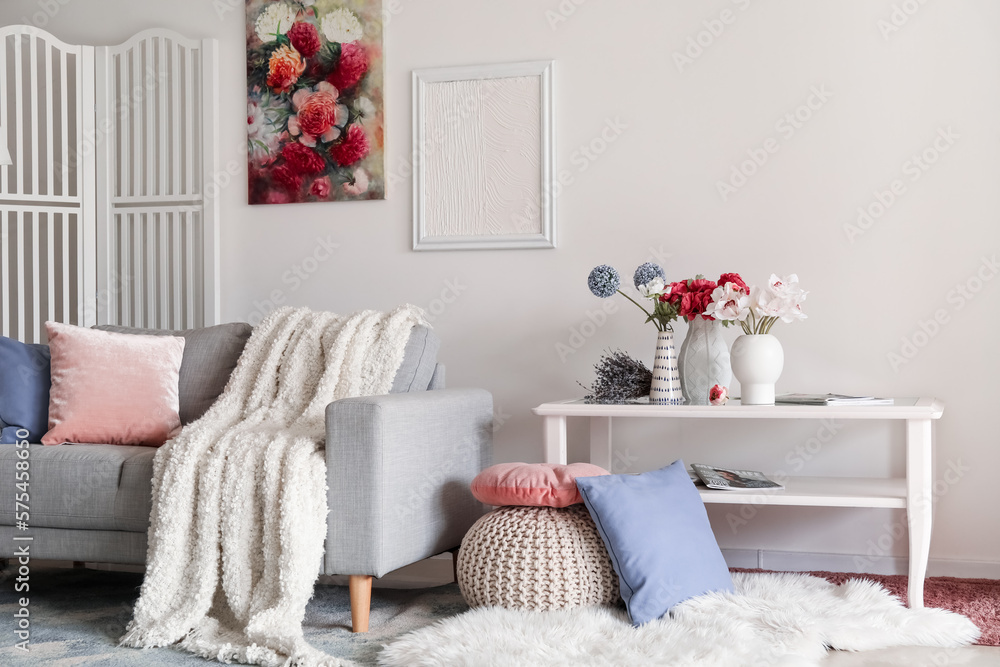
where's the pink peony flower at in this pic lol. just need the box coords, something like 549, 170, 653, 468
329, 124, 370, 166
327, 42, 369, 91
342, 167, 369, 196
287, 21, 321, 58
310, 176, 331, 198
288, 82, 348, 146
281, 142, 326, 175
266, 44, 306, 94
709, 385, 729, 406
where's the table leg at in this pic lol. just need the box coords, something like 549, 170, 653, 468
543, 415, 567, 464
906, 418, 933, 609
590, 417, 613, 470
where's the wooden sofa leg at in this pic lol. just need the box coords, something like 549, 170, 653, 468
349, 575, 372, 633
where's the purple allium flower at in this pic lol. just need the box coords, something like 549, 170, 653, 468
588, 265, 621, 298
633, 262, 666, 290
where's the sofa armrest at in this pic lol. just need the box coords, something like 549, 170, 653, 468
323, 388, 493, 578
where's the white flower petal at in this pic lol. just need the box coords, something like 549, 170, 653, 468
254, 3, 298, 43
321, 8, 364, 43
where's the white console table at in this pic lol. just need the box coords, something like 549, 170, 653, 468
531, 397, 944, 608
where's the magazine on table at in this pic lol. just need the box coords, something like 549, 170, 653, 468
690, 464, 784, 491
775, 393, 894, 406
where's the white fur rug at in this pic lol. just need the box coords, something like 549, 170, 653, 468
378, 572, 980, 667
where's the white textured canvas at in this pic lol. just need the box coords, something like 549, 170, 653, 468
423, 76, 542, 238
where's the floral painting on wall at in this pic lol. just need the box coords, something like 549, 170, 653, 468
246, 0, 385, 204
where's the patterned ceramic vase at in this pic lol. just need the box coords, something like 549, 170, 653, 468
678, 317, 732, 405
730, 334, 784, 405
649, 329, 683, 405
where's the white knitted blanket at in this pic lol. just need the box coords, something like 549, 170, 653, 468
121, 305, 425, 666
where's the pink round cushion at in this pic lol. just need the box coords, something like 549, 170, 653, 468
471, 462, 611, 508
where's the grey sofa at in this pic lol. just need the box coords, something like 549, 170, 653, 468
0, 322, 493, 633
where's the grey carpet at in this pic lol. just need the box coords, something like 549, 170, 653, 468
0, 567, 468, 665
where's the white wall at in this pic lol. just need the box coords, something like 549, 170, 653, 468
4, 0, 998, 573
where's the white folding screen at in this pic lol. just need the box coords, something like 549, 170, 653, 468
95, 30, 219, 331
0, 26, 95, 343
0, 26, 218, 343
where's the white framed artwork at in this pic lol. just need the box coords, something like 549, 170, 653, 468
412, 60, 555, 251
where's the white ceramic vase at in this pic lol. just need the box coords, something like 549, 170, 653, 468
650, 329, 683, 405
730, 334, 784, 405
678, 317, 732, 406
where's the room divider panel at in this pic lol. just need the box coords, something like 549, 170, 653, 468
0, 26, 218, 344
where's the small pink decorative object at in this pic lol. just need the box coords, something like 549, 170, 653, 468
42, 322, 185, 447
709, 384, 729, 406
471, 462, 610, 508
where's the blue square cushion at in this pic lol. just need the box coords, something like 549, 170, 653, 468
0, 336, 51, 443
576, 459, 733, 625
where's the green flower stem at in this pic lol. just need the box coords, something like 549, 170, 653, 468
616, 290, 663, 331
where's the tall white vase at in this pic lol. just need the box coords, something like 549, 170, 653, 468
730, 334, 784, 405
650, 329, 683, 405
678, 317, 732, 406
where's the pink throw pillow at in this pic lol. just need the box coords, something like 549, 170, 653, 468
42, 322, 185, 447
471, 462, 611, 508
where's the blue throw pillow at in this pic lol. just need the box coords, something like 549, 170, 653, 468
576, 459, 733, 626
0, 336, 51, 443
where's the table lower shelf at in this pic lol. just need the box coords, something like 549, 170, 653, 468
697, 476, 907, 508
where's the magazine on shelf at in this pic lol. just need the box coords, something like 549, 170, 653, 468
690, 464, 784, 491
775, 393, 894, 406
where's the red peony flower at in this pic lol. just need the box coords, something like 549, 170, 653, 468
310, 176, 331, 198
296, 89, 342, 139
282, 143, 326, 175
718, 273, 748, 293
667, 278, 717, 320
327, 42, 369, 91
689, 278, 717, 293
329, 124, 370, 166
287, 21, 321, 58
266, 44, 306, 94
272, 164, 302, 192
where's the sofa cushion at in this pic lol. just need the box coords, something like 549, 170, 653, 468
471, 462, 610, 508
44, 322, 186, 447
575, 460, 733, 626
0, 444, 155, 532
94, 322, 253, 424
390, 325, 440, 393
0, 336, 51, 443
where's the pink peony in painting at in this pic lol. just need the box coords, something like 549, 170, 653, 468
245, 0, 384, 204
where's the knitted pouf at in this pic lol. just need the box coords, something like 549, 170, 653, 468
457, 504, 619, 611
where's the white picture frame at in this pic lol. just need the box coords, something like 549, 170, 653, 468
412, 60, 555, 251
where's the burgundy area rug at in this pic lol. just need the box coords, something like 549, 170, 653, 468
733, 569, 1000, 646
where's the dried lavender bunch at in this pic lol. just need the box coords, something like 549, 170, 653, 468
580, 350, 652, 404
